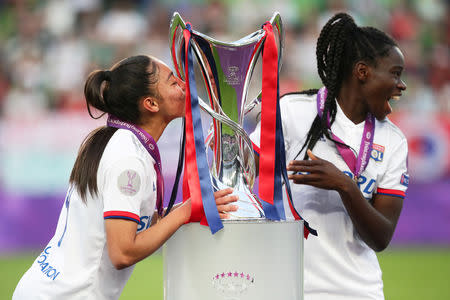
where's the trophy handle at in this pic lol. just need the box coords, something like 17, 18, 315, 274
198, 97, 257, 189
269, 12, 284, 71
169, 12, 187, 79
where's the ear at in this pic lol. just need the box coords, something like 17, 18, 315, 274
354, 61, 370, 82
142, 97, 160, 113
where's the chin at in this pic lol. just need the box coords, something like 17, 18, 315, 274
375, 114, 388, 121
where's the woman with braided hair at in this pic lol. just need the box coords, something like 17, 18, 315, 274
13, 55, 238, 300
251, 13, 408, 299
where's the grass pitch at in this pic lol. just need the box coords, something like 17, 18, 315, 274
1, 247, 449, 299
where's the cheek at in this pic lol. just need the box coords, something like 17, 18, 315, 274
368, 78, 392, 100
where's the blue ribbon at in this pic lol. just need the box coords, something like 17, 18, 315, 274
260, 67, 285, 220
186, 24, 223, 234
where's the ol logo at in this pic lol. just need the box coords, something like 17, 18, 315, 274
370, 144, 385, 162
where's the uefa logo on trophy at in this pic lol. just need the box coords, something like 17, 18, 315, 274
169, 11, 284, 221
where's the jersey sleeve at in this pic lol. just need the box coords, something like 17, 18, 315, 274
249, 121, 261, 149
249, 96, 291, 153
102, 156, 155, 223
376, 138, 409, 199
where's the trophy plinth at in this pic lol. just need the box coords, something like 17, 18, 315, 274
164, 220, 304, 300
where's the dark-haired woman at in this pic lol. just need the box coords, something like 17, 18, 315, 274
13, 55, 238, 300
251, 13, 408, 299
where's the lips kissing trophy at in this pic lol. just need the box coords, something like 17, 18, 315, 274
163, 12, 316, 300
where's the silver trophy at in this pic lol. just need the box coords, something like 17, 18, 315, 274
169, 12, 284, 219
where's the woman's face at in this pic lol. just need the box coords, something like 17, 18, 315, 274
362, 46, 407, 121
154, 60, 186, 121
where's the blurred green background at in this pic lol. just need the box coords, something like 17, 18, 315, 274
2, 248, 450, 299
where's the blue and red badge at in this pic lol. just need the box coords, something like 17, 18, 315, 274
370, 144, 385, 162
400, 173, 410, 187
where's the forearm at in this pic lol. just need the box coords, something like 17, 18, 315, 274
108, 190, 237, 269
109, 204, 188, 269
287, 151, 402, 251
337, 178, 395, 251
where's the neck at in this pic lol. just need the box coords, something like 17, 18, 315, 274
138, 116, 168, 142
336, 84, 368, 124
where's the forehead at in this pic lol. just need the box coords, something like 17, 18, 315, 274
150, 57, 171, 73
376, 46, 405, 69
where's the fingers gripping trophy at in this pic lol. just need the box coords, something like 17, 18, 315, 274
163, 12, 315, 300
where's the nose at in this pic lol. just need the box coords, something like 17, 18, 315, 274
398, 79, 407, 91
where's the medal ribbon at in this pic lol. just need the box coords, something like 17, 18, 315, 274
107, 115, 164, 216
316, 87, 375, 179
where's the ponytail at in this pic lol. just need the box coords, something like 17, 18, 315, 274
84, 70, 112, 119
69, 126, 118, 202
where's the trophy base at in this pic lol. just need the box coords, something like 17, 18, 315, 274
163, 220, 304, 300
213, 178, 265, 219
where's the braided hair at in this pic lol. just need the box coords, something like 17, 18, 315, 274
297, 13, 397, 160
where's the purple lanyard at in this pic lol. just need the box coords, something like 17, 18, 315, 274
316, 87, 375, 180
107, 115, 164, 216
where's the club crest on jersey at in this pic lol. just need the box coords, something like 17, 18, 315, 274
118, 170, 141, 196
370, 144, 385, 162
400, 173, 409, 187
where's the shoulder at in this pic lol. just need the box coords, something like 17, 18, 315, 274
281, 92, 317, 107
280, 92, 318, 123
376, 117, 407, 145
102, 129, 155, 168
375, 117, 408, 163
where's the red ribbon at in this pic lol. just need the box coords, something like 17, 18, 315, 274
182, 27, 205, 223
259, 22, 278, 205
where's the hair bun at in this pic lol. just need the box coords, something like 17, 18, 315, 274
104, 70, 112, 81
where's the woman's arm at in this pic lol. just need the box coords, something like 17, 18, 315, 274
287, 150, 403, 252
105, 188, 238, 270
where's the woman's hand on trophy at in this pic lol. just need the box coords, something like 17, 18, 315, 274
214, 188, 239, 219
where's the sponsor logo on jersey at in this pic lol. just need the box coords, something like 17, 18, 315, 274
137, 215, 152, 232
370, 144, 385, 162
400, 173, 409, 187
343, 171, 376, 197
36, 246, 61, 281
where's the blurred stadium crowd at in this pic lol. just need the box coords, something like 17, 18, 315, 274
0, 1, 449, 254
0, 0, 448, 118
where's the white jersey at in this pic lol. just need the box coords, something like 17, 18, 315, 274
250, 93, 409, 300
13, 129, 157, 300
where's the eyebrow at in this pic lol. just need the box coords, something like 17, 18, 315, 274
390, 65, 404, 70
166, 72, 174, 82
